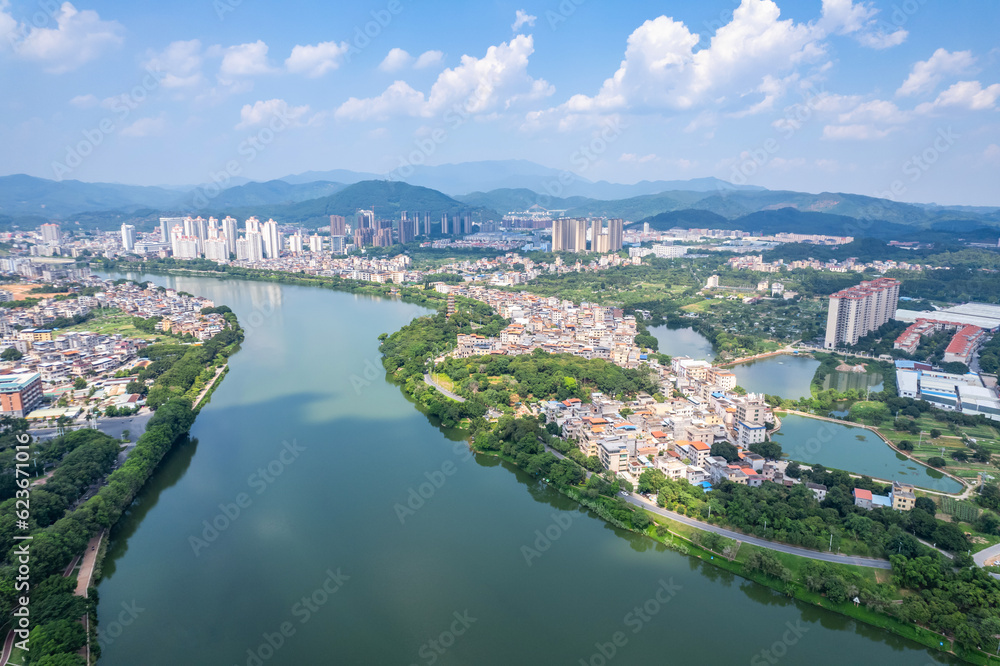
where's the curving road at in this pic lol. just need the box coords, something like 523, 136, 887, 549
423, 374, 465, 402
543, 443, 892, 569
621, 494, 893, 569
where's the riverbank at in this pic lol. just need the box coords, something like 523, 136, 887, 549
0, 281, 244, 665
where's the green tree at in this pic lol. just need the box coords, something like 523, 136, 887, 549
72, 377, 86, 390
710, 442, 739, 463
1, 347, 23, 361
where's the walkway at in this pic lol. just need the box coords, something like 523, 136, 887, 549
423, 374, 465, 402
75, 532, 104, 597
193, 364, 227, 410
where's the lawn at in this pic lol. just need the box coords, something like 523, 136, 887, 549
55, 308, 167, 341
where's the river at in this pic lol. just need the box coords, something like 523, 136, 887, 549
94, 272, 959, 665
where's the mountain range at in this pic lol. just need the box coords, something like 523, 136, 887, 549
0, 160, 998, 238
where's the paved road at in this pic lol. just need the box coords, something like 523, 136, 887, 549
974, 542, 1000, 568
75, 532, 104, 597
542, 443, 891, 569
621, 494, 893, 569
423, 374, 465, 402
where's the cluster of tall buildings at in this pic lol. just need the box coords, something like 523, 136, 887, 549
551, 218, 623, 253
824, 277, 901, 349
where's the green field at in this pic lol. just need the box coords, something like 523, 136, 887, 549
55, 308, 169, 342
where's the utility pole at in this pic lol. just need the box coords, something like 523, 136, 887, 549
829, 533, 833, 552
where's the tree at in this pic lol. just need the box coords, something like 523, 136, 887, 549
711, 442, 739, 463
72, 377, 86, 390
749, 441, 783, 460
1, 347, 23, 361
930, 429, 942, 439
914, 496, 936, 514
898, 440, 913, 452
927, 456, 947, 468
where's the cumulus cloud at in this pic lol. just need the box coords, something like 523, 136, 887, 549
897, 48, 976, 97
336, 35, 551, 121
121, 116, 166, 138
915, 80, 1000, 114
528, 0, 827, 130
512, 9, 536, 32
379, 47, 412, 72
414, 50, 443, 69
236, 98, 311, 129
143, 39, 204, 89
286, 41, 349, 77
6, 2, 123, 73
220, 40, 276, 79
335, 81, 425, 121
819, 0, 907, 49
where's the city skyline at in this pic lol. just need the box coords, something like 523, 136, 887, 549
0, 1, 998, 205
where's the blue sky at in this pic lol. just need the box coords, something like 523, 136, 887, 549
1, 0, 998, 205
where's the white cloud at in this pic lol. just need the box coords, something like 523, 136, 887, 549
69, 93, 98, 108
10, 2, 123, 73
530, 0, 826, 129
335, 81, 426, 121
336, 35, 552, 121
143, 40, 204, 89
915, 80, 1000, 114
836, 99, 908, 125
821, 123, 893, 140
414, 50, 443, 69
379, 47, 412, 72
512, 9, 537, 32
819, 0, 907, 49
897, 48, 976, 97
983, 144, 1000, 163
286, 41, 349, 77
236, 98, 311, 129
121, 116, 166, 138
220, 40, 275, 79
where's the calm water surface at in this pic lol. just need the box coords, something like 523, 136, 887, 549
93, 272, 958, 665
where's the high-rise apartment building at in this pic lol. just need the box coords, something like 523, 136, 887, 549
288, 232, 304, 254
824, 277, 900, 349
204, 238, 228, 262
551, 218, 589, 252
590, 218, 623, 253
309, 234, 323, 253
120, 224, 136, 252
262, 219, 281, 258
160, 217, 184, 242
330, 235, 346, 254
330, 215, 347, 236
244, 230, 264, 262
422, 212, 431, 236
40, 223, 61, 243
222, 216, 238, 258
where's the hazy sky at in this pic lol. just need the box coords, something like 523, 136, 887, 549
1, 0, 998, 204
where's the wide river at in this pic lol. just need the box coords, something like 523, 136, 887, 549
95, 273, 958, 665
